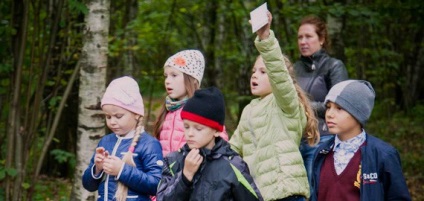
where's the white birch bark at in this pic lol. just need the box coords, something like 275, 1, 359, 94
71, 0, 110, 200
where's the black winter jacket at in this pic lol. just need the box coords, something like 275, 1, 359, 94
156, 137, 263, 201
294, 49, 348, 135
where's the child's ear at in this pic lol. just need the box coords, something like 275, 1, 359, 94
213, 130, 220, 137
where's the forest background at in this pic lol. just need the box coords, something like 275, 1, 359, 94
0, 0, 423, 200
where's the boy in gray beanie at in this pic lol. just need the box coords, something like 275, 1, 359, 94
310, 80, 411, 201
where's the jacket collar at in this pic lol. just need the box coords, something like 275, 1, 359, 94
181, 137, 234, 159
299, 49, 328, 71
115, 130, 137, 139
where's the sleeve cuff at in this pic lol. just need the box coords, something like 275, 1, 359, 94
91, 165, 104, 179
255, 30, 276, 49
182, 173, 193, 187
115, 162, 126, 180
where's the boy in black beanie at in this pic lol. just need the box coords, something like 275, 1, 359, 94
156, 87, 263, 201
310, 80, 411, 201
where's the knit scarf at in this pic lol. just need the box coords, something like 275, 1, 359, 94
165, 96, 188, 112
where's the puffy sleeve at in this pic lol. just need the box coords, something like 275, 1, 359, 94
254, 30, 302, 117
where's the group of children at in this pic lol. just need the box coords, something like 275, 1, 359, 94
82, 11, 411, 201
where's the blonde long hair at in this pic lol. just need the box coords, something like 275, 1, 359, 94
115, 116, 144, 201
283, 55, 320, 145
153, 73, 199, 139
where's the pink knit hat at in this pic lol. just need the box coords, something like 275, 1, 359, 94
164, 50, 205, 84
101, 76, 144, 115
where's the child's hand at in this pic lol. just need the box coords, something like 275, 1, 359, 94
256, 11, 272, 40
103, 155, 124, 176
183, 148, 203, 182
94, 147, 109, 174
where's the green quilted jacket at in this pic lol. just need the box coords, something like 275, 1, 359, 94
230, 31, 309, 200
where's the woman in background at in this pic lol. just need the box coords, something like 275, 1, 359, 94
294, 15, 348, 191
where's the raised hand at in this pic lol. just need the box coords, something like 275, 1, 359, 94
183, 148, 203, 182
256, 11, 272, 40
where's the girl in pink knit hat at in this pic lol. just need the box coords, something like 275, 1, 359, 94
82, 76, 163, 201
152, 50, 228, 158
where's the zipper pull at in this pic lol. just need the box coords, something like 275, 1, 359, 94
322, 123, 327, 131
311, 63, 316, 70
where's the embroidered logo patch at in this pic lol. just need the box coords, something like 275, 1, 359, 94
157, 160, 164, 166
362, 172, 378, 184
354, 164, 361, 188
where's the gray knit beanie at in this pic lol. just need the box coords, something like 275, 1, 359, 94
324, 80, 375, 127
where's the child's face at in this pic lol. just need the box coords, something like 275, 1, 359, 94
183, 119, 220, 150
251, 57, 272, 98
164, 67, 187, 100
103, 104, 140, 136
325, 101, 362, 141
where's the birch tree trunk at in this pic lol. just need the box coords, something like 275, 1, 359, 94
71, 0, 110, 200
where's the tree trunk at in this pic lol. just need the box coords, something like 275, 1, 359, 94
327, 15, 346, 63
7, 0, 28, 200
122, 0, 138, 75
403, 29, 424, 111
71, 0, 110, 200
204, 1, 217, 87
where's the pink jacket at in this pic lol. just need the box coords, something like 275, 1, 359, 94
159, 107, 229, 157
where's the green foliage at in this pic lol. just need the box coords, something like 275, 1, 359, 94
0, 159, 17, 180
68, 0, 88, 15
0, 167, 18, 180
24, 176, 71, 201
21, 182, 30, 190
50, 149, 76, 166
48, 96, 62, 111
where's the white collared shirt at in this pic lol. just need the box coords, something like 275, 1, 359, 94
333, 130, 366, 175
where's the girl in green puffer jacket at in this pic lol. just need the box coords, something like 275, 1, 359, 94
230, 12, 319, 201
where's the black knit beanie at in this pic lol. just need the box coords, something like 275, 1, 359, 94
181, 87, 225, 132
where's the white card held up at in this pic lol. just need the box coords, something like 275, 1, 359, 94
250, 3, 268, 33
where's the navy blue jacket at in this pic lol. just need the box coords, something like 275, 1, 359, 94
156, 137, 263, 201
82, 132, 163, 201
310, 133, 411, 201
